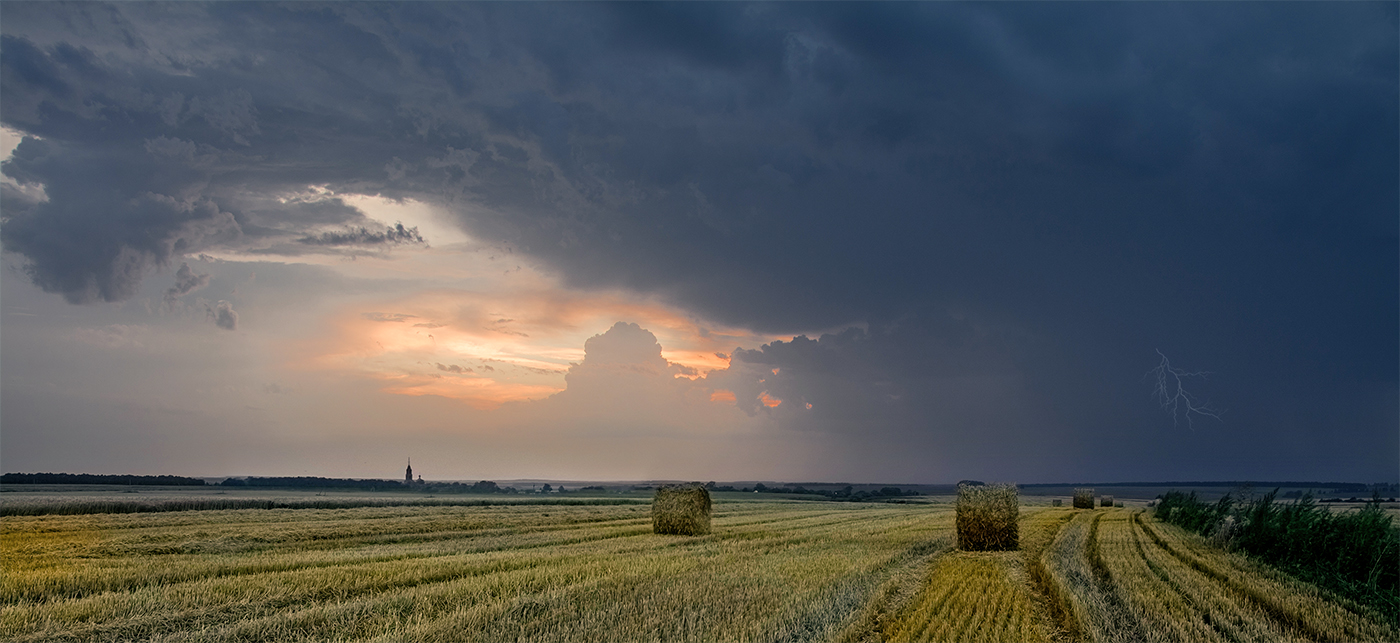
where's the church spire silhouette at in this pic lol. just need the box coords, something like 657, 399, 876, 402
405, 458, 413, 484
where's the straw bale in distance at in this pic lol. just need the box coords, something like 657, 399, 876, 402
956, 483, 1019, 551
652, 484, 712, 535
1073, 488, 1094, 509
1051, 499, 1062, 507
1101, 495, 1114, 508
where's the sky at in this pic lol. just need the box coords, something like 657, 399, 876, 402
1, 2, 1396, 484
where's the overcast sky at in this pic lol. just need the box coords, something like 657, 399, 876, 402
2, 2, 1395, 484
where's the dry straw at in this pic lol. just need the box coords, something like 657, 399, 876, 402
652, 484, 712, 535
956, 483, 1019, 551
1073, 488, 1094, 509
1101, 495, 1115, 508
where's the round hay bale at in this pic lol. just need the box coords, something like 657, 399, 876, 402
956, 483, 1019, 551
1073, 488, 1095, 509
1100, 495, 1115, 508
652, 484, 711, 535
1051, 498, 1063, 507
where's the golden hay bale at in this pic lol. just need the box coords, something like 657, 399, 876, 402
652, 484, 712, 535
1051, 499, 1063, 507
1100, 495, 1114, 508
956, 483, 1019, 551
1073, 488, 1094, 509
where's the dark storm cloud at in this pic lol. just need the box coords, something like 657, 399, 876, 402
2, 2, 1394, 479
162, 262, 210, 308
206, 299, 237, 331
297, 223, 424, 247
436, 363, 472, 375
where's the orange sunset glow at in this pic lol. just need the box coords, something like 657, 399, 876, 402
292, 287, 787, 409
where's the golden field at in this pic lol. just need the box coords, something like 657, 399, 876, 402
1, 492, 1393, 642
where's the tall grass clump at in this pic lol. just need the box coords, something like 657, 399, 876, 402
1073, 488, 1094, 509
1100, 495, 1114, 508
651, 484, 711, 535
1156, 489, 1400, 622
956, 483, 1018, 551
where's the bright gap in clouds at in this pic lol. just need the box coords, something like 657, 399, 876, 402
330, 190, 474, 247
195, 185, 794, 410
1, 126, 47, 203
291, 287, 786, 410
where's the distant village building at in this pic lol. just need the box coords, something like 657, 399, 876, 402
405, 458, 413, 485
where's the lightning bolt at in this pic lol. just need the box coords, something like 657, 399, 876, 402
1147, 349, 1224, 430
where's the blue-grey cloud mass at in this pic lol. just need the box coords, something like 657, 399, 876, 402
1, 2, 1395, 481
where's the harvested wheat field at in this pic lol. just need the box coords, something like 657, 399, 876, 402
2, 494, 1394, 642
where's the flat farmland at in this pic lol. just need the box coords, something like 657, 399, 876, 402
2, 493, 1394, 642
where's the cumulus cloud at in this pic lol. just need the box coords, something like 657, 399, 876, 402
205, 300, 238, 331
163, 262, 211, 308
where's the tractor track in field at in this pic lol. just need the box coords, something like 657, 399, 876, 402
1126, 513, 1244, 643
1131, 513, 1330, 642
1084, 512, 1148, 642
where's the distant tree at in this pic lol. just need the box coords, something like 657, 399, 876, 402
541, 483, 552, 493
754, 483, 768, 492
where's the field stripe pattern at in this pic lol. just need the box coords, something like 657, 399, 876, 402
2, 501, 950, 642
1039, 509, 1398, 643
5, 499, 1395, 642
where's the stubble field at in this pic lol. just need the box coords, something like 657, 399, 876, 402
1, 492, 1394, 642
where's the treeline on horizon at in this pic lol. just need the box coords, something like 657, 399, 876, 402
702, 481, 920, 501
1021, 480, 1391, 492
1, 473, 207, 486
5, 473, 1394, 496
2, 473, 922, 498
223, 477, 527, 493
